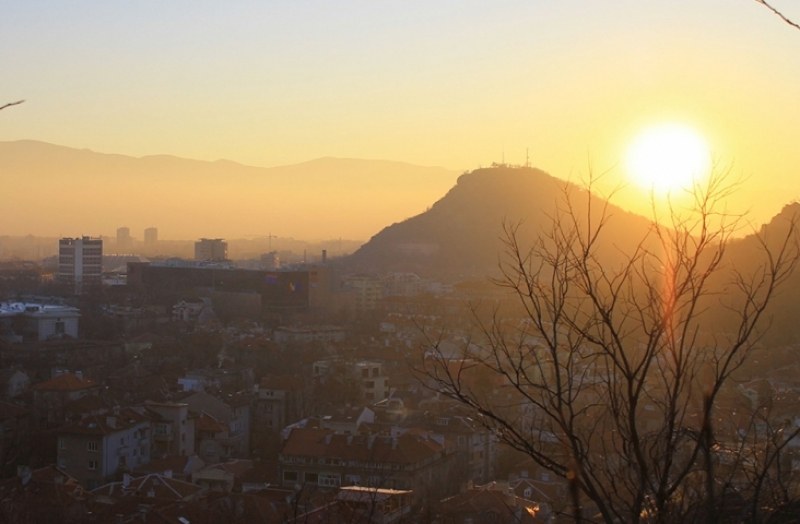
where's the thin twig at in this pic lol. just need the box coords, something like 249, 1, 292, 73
756, 0, 800, 31
0, 100, 25, 111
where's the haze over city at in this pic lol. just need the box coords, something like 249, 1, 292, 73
5, 3, 800, 523
3, 1, 800, 240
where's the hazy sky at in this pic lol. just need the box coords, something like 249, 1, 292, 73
3, 1, 800, 231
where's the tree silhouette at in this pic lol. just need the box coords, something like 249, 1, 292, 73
422, 173, 799, 522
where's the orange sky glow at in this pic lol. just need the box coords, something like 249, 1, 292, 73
2, 1, 799, 240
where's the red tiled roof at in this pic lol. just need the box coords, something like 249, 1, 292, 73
195, 413, 227, 434
59, 409, 149, 436
281, 427, 443, 465
33, 372, 97, 392
92, 473, 203, 501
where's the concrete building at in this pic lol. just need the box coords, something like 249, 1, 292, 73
143, 227, 158, 246
145, 402, 195, 458
194, 238, 228, 262
57, 409, 151, 489
58, 237, 103, 294
0, 302, 80, 342
279, 427, 454, 500
116, 227, 132, 253
343, 274, 383, 312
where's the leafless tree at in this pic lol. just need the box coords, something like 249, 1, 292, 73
422, 173, 799, 522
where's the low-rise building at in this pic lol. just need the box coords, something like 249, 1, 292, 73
0, 302, 80, 342
32, 372, 101, 428
57, 410, 152, 489
279, 426, 455, 502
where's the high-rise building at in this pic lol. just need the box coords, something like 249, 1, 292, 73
144, 227, 158, 246
116, 227, 132, 253
194, 238, 228, 261
58, 237, 103, 294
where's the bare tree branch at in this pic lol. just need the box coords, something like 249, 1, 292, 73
756, 0, 800, 31
0, 100, 25, 111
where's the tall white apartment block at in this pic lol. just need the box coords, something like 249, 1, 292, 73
58, 237, 103, 294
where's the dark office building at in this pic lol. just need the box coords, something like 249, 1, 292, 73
127, 262, 309, 314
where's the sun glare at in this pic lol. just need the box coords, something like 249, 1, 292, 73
625, 123, 711, 195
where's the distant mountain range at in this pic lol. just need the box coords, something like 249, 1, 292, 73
0, 140, 458, 241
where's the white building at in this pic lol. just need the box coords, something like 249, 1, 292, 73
58, 237, 103, 294
57, 409, 152, 489
194, 238, 228, 261
0, 302, 80, 342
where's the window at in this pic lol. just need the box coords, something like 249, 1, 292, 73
306, 472, 318, 484
318, 473, 340, 488
87, 441, 98, 452
283, 471, 298, 482
58, 438, 65, 450
88, 460, 98, 470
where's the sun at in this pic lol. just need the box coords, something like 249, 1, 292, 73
625, 123, 711, 195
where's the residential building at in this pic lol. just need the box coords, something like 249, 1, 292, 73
32, 372, 102, 428
343, 274, 383, 312
253, 375, 306, 436
178, 391, 251, 462
194, 238, 228, 261
145, 401, 195, 457
57, 410, 151, 489
58, 237, 103, 294
354, 361, 390, 402
279, 426, 455, 501
313, 359, 389, 403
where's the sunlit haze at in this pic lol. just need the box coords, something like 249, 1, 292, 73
625, 123, 711, 195
3, 1, 800, 239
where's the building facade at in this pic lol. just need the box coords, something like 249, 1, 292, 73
194, 238, 228, 261
58, 237, 103, 294
57, 410, 151, 489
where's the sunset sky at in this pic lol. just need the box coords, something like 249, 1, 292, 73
3, 1, 800, 235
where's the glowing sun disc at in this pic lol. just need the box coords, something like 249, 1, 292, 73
625, 123, 711, 194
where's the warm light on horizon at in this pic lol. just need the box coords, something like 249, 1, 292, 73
625, 123, 711, 196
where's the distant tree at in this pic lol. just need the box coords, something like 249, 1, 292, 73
422, 173, 799, 522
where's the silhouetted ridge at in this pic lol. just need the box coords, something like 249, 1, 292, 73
347, 165, 653, 279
